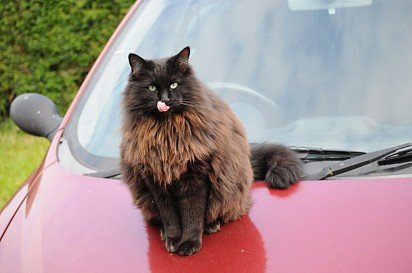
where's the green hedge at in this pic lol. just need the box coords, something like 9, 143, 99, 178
0, 0, 134, 119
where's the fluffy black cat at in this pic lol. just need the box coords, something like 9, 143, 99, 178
120, 46, 302, 255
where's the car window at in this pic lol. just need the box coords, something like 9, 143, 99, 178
65, 0, 412, 171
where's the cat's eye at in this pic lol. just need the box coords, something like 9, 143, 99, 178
148, 85, 157, 92
170, 82, 178, 89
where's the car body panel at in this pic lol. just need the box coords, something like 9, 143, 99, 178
0, 125, 61, 240
0, 184, 29, 241
1, 161, 412, 273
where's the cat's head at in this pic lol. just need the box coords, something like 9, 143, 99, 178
123, 46, 200, 116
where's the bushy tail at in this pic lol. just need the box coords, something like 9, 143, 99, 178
250, 143, 303, 189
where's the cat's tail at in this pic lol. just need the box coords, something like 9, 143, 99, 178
250, 143, 303, 189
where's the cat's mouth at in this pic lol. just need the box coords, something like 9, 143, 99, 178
157, 101, 170, 112
154, 99, 187, 114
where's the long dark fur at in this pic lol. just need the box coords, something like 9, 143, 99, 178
251, 143, 302, 189
120, 47, 302, 256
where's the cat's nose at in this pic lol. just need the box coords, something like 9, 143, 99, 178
160, 93, 170, 103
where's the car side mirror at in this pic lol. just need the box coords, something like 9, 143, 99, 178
10, 93, 63, 142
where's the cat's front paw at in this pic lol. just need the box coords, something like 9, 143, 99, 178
177, 238, 202, 256
160, 228, 181, 253
165, 236, 180, 253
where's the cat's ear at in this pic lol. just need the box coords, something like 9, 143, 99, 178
174, 46, 191, 72
177, 46, 190, 60
128, 53, 147, 72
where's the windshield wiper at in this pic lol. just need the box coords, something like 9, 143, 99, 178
303, 142, 412, 180
378, 147, 412, 166
291, 147, 365, 161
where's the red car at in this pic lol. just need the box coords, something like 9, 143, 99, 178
2, 0, 412, 272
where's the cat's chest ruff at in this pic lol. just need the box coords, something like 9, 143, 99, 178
130, 113, 213, 184
142, 115, 201, 159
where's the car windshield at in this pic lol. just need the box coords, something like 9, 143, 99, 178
64, 0, 412, 171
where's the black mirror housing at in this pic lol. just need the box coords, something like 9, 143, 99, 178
10, 93, 63, 141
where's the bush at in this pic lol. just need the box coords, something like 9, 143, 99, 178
0, 0, 134, 119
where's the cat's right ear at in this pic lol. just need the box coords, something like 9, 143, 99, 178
128, 53, 147, 72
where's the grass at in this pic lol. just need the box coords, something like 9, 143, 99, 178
0, 119, 49, 209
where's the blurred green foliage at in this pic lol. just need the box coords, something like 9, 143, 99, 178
0, 0, 134, 119
0, 119, 49, 208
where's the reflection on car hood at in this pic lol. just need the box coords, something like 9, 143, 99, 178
1, 163, 412, 272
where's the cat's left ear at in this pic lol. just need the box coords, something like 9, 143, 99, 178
174, 46, 191, 72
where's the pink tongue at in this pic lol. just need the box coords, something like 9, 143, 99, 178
157, 101, 170, 112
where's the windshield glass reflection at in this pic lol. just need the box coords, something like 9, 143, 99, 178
75, 0, 412, 160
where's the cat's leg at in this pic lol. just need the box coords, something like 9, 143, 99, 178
147, 183, 182, 253
205, 167, 252, 233
204, 187, 224, 234
176, 178, 208, 256
205, 189, 251, 232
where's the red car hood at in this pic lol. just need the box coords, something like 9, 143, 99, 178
1, 163, 412, 273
